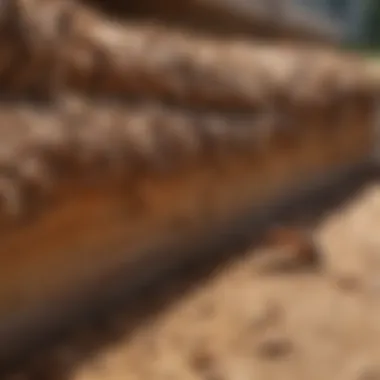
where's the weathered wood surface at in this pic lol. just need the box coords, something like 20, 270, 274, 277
0, 0, 379, 370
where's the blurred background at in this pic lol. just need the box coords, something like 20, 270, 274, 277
88, 0, 380, 49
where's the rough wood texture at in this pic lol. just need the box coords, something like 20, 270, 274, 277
0, 0, 378, 371
0, 0, 367, 103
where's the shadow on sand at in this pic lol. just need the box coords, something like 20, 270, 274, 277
3, 163, 380, 379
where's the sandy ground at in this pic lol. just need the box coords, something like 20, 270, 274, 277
8, 173, 380, 380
